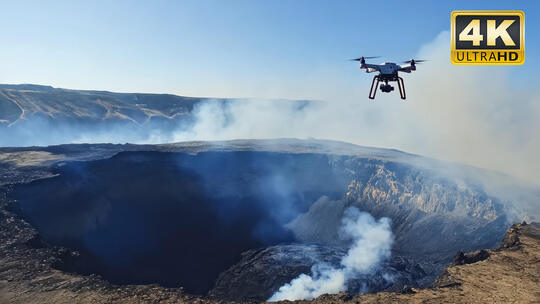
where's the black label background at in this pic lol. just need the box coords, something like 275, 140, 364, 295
455, 15, 521, 49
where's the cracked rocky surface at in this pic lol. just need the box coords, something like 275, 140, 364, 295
0, 139, 537, 303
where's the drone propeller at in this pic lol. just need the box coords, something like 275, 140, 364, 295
350, 56, 380, 61
402, 59, 428, 64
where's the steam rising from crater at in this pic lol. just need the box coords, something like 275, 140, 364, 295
165, 32, 539, 188
1, 31, 539, 214
268, 207, 393, 301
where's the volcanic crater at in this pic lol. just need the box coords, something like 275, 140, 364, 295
1, 139, 524, 301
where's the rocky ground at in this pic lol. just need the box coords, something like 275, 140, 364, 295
1, 195, 538, 304
0, 139, 538, 303
0, 189, 207, 304
288, 222, 540, 304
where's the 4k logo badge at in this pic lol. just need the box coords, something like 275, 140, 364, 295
451, 11, 524, 65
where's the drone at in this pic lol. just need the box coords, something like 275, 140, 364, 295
351, 56, 426, 100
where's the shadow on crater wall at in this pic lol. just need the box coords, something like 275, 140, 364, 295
12, 151, 350, 294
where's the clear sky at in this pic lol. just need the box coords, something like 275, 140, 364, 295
0, 0, 538, 99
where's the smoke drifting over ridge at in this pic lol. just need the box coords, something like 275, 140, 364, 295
167, 31, 540, 186
1, 32, 538, 186
268, 207, 393, 301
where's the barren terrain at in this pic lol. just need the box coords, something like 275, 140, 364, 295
0, 139, 538, 303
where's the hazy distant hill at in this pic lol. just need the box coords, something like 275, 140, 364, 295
0, 84, 313, 147
0, 84, 210, 126
0, 84, 230, 146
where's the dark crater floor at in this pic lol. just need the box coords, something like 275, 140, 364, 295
2, 141, 518, 301
11, 151, 349, 295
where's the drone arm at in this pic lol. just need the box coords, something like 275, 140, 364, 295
362, 63, 381, 71
398, 66, 413, 73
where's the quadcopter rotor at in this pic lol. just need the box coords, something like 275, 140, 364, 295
350, 56, 380, 62
402, 59, 428, 65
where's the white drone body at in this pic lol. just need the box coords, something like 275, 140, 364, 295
351, 57, 425, 100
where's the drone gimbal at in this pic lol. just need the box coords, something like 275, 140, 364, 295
369, 75, 406, 100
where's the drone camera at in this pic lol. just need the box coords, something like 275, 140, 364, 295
380, 84, 394, 93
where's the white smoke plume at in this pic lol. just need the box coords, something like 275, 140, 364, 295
3, 31, 538, 188
267, 207, 393, 301
163, 31, 539, 188
2, 31, 539, 214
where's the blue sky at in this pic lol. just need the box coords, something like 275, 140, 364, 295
0, 0, 538, 99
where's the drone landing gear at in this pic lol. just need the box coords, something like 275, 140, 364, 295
368, 75, 380, 99
368, 75, 406, 100
397, 76, 406, 100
